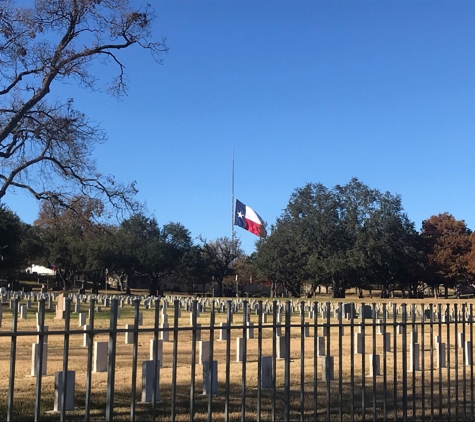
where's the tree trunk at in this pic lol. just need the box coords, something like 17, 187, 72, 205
284, 281, 300, 297
215, 279, 224, 297
56, 268, 70, 291
270, 280, 277, 298
149, 276, 159, 296
331, 278, 345, 298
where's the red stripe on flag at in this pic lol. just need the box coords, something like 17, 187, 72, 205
245, 218, 262, 236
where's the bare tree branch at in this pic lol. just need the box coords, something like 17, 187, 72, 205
0, 0, 167, 217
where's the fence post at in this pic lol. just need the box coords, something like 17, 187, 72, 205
361, 302, 366, 422
7, 298, 19, 422
130, 299, 140, 422
446, 303, 451, 420
60, 298, 71, 422
284, 301, 291, 422
272, 300, 277, 422
350, 302, 355, 422
393, 303, 398, 422
152, 298, 161, 421
429, 303, 434, 421
241, 300, 248, 422
224, 300, 232, 422
437, 303, 442, 419
454, 302, 459, 422
462, 302, 467, 422
313, 301, 319, 422
34, 299, 46, 422
411, 303, 416, 418
300, 301, 306, 422
207, 300, 215, 422
420, 303, 425, 422
371, 303, 377, 421
401, 303, 407, 422
470, 304, 474, 420
326, 301, 331, 422
85, 298, 96, 421
338, 302, 343, 422
105, 299, 119, 421
382, 302, 387, 420
257, 300, 263, 422
190, 300, 198, 422
171, 299, 180, 422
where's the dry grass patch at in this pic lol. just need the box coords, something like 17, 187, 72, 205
0, 294, 474, 420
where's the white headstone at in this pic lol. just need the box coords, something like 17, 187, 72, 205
160, 323, 169, 342
247, 322, 254, 339
321, 356, 334, 381
383, 332, 391, 352
202, 360, 218, 395
465, 341, 473, 366
236, 337, 245, 362
53, 371, 75, 411
316, 336, 325, 356
36, 326, 48, 344
93, 342, 108, 372
149, 339, 163, 367
355, 333, 364, 354
141, 360, 160, 402
218, 323, 228, 341
199, 341, 210, 365
303, 322, 310, 338
437, 343, 446, 368
458, 332, 465, 348
125, 324, 134, 344
370, 354, 380, 376
78, 313, 86, 327
276, 335, 286, 359
31, 343, 47, 376
83, 325, 90, 347
261, 356, 273, 388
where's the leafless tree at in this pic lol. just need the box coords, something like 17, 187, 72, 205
0, 0, 167, 214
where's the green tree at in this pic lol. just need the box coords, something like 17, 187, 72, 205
0, 0, 166, 211
34, 196, 105, 289
224, 255, 259, 297
114, 214, 194, 294
200, 237, 243, 297
254, 219, 307, 297
353, 204, 421, 298
256, 178, 418, 298
0, 204, 25, 276
175, 245, 210, 294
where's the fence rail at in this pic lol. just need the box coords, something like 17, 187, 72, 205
0, 291, 474, 421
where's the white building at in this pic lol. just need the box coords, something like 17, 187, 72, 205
25, 265, 56, 276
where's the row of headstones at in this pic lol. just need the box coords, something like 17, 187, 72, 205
180, 299, 475, 324
5, 286, 475, 317
30, 337, 273, 413
10, 290, 475, 328
325, 329, 475, 379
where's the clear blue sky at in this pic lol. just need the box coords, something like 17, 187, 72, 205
4, 0, 475, 254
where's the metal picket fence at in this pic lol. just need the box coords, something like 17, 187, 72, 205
0, 294, 474, 421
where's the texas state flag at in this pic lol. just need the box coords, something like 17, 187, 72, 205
234, 199, 267, 237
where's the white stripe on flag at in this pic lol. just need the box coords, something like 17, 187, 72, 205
245, 206, 262, 224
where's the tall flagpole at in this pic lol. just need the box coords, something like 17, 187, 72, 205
232, 148, 238, 297
231, 148, 235, 245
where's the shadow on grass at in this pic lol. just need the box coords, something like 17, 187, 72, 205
1, 374, 475, 421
